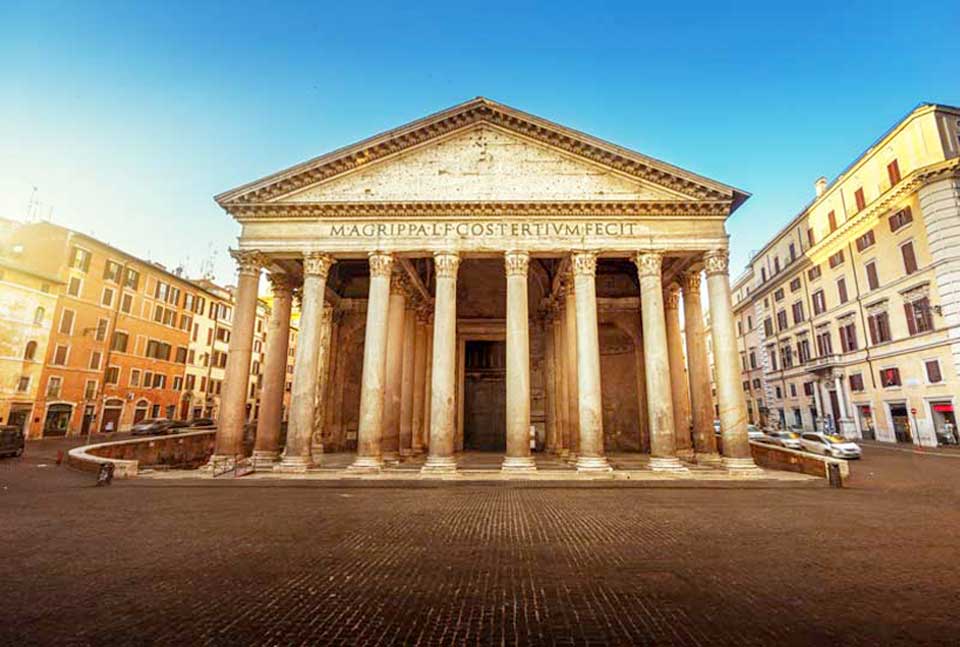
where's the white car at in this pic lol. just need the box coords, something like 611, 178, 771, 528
763, 430, 803, 450
746, 424, 766, 441
799, 432, 862, 459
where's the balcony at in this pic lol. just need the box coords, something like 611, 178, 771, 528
805, 354, 842, 374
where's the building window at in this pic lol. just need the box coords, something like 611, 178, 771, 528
151, 404, 161, 418
774, 288, 785, 302
120, 293, 133, 314
855, 230, 875, 252
807, 228, 816, 247
768, 346, 778, 371
185, 374, 196, 390
753, 378, 762, 389
103, 260, 122, 283
52, 344, 68, 366
789, 383, 798, 397
101, 287, 115, 307
67, 276, 82, 297
774, 257, 781, 274
153, 373, 166, 389
775, 386, 782, 399
905, 298, 934, 335
17, 376, 30, 392
70, 246, 91, 272
89, 350, 102, 370
790, 277, 801, 292
143, 371, 153, 389
763, 318, 774, 336
788, 243, 797, 262
809, 265, 821, 281
865, 261, 880, 291
849, 373, 865, 392
816, 329, 833, 356
803, 382, 814, 397
792, 301, 805, 325
175, 346, 189, 363
925, 359, 943, 384
868, 311, 892, 344
837, 278, 848, 304
124, 268, 140, 290
797, 338, 811, 363
24, 341, 37, 360
84, 379, 97, 400
59, 309, 75, 335
761, 267, 767, 283
901, 241, 918, 275
777, 310, 788, 331
854, 187, 866, 212
781, 344, 794, 369
887, 159, 901, 185
812, 290, 827, 315
46, 376, 62, 398
173, 376, 184, 391
33, 307, 45, 325
828, 210, 837, 232
145, 340, 172, 361
880, 367, 901, 388
130, 369, 141, 387
105, 366, 120, 385
839, 320, 858, 352
828, 250, 845, 268
110, 331, 129, 352
889, 207, 913, 232
749, 350, 757, 369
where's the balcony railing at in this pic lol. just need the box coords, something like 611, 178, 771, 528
805, 354, 842, 372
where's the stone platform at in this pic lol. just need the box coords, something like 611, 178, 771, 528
144, 451, 821, 486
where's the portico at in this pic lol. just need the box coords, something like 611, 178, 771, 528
211, 97, 758, 476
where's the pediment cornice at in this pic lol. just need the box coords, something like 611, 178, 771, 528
216, 97, 748, 212
229, 200, 731, 221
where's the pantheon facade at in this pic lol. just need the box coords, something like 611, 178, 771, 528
211, 98, 758, 475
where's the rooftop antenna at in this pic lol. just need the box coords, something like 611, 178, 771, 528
26, 187, 39, 222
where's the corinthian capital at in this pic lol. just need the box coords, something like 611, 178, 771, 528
434, 252, 460, 279
571, 251, 597, 277
390, 271, 408, 296
504, 250, 530, 277
682, 269, 702, 295
302, 252, 336, 279
368, 252, 394, 278
633, 251, 662, 278
664, 283, 681, 310
703, 249, 730, 277
230, 249, 266, 277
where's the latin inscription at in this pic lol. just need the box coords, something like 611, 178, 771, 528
329, 221, 640, 239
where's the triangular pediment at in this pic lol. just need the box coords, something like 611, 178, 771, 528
281, 125, 685, 203
216, 97, 748, 212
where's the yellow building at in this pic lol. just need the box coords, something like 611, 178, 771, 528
734, 102, 960, 447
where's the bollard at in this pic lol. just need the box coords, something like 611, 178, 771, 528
827, 462, 842, 488
56, 450, 63, 466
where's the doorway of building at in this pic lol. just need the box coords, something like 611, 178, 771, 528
80, 405, 96, 435
43, 404, 72, 437
7, 405, 32, 433
462, 340, 506, 451
930, 401, 958, 446
857, 404, 876, 440
889, 403, 912, 443
101, 399, 123, 433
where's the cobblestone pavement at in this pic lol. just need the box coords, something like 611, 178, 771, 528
2, 438, 957, 646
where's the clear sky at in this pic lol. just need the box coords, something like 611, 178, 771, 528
2, 1, 958, 284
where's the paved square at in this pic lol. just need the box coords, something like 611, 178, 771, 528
2, 440, 956, 646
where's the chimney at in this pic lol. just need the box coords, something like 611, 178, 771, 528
815, 177, 827, 197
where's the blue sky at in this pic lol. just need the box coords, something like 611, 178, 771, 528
2, 0, 958, 284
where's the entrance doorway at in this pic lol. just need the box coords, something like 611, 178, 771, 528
101, 399, 123, 433
7, 405, 32, 433
43, 404, 72, 437
462, 340, 506, 451
930, 401, 958, 446
80, 405, 96, 435
889, 403, 912, 443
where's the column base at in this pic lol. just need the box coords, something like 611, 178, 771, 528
648, 456, 690, 473
676, 448, 696, 462
274, 455, 311, 473
556, 448, 570, 459
575, 455, 612, 472
695, 452, 723, 467
347, 455, 383, 473
399, 448, 416, 457
564, 452, 579, 465
501, 455, 537, 472
420, 455, 457, 475
723, 456, 763, 475
251, 450, 279, 471
382, 451, 400, 465
200, 454, 234, 473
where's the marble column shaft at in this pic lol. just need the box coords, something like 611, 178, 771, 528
399, 305, 417, 456
410, 310, 429, 454
503, 250, 535, 471
381, 276, 407, 462
552, 314, 568, 454
310, 304, 335, 462
704, 249, 757, 469
563, 276, 580, 458
214, 250, 263, 459
350, 252, 394, 471
252, 274, 293, 468
682, 270, 720, 461
635, 251, 686, 471
423, 252, 459, 473
664, 284, 694, 459
542, 311, 559, 453
572, 252, 611, 472
279, 253, 334, 471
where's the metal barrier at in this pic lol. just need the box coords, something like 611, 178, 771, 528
212, 455, 254, 478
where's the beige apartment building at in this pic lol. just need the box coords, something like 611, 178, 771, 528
733, 102, 960, 447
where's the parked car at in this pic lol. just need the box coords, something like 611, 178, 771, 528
746, 424, 766, 441
0, 425, 25, 458
130, 419, 183, 436
799, 432, 862, 459
185, 417, 216, 428
762, 430, 803, 450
